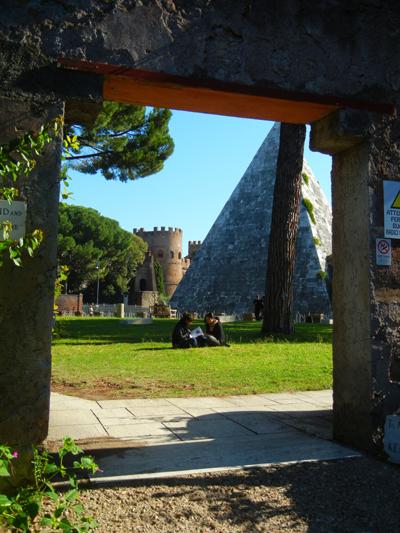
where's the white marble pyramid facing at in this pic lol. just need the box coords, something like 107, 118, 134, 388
171, 123, 332, 318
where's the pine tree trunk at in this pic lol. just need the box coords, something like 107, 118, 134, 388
261, 123, 306, 335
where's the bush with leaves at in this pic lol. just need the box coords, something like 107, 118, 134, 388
0, 437, 99, 532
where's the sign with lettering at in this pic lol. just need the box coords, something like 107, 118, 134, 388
384, 415, 400, 463
0, 200, 27, 240
376, 238, 392, 266
384, 181, 400, 239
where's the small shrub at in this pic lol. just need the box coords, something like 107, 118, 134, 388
303, 198, 316, 224
0, 437, 99, 532
302, 171, 310, 186
316, 270, 328, 280
313, 236, 321, 246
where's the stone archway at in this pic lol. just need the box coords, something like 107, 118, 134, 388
1, 2, 399, 456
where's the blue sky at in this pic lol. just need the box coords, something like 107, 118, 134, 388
66, 110, 332, 254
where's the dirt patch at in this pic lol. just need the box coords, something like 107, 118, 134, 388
51, 379, 196, 400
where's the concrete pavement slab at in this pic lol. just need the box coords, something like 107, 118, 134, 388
126, 405, 189, 417
222, 413, 292, 434
105, 422, 177, 440
49, 410, 99, 427
91, 407, 134, 418
179, 408, 225, 419
167, 397, 237, 409
96, 399, 172, 408
48, 390, 361, 480
90, 430, 360, 481
48, 424, 108, 440
163, 418, 257, 440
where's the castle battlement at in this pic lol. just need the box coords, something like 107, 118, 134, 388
188, 240, 202, 246
134, 227, 182, 235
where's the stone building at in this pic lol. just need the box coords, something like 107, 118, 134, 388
133, 227, 190, 297
132, 251, 158, 307
171, 123, 332, 317
188, 241, 202, 260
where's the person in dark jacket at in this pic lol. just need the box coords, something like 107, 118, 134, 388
204, 312, 228, 346
172, 312, 197, 348
253, 295, 264, 320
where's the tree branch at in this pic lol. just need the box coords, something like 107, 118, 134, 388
65, 151, 112, 161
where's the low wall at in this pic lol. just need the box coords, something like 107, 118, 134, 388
56, 294, 83, 314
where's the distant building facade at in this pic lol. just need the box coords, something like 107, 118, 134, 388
133, 227, 199, 298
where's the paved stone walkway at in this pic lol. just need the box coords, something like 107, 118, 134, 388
48, 390, 361, 480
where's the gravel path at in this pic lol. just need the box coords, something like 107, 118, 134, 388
79, 457, 400, 532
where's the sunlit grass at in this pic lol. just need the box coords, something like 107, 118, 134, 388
52, 318, 332, 399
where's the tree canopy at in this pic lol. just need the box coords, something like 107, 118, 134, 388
65, 102, 174, 182
58, 204, 147, 302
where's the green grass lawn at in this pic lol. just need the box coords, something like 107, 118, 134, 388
51, 318, 332, 399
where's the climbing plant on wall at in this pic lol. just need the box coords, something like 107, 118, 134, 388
154, 259, 166, 296
0, 118, 77, 267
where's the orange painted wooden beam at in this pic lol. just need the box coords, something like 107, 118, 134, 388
103, 75, 336, 123
59, 59, 395, 123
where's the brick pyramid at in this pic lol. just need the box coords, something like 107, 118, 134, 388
170, 123, 332, 318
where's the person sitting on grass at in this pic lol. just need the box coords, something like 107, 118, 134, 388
172, 312, 198, 349
204, 312, 229, 347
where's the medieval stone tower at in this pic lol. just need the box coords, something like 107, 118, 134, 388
133, 227, 187, 297
170, 123, 332, 317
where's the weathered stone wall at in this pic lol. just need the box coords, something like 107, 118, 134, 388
0, 97, 62, 446
311, 108, 400, 453
0, 2, 399, 105
171, 124, 332, 317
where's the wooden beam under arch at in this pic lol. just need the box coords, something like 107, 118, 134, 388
59, 59, 394, 124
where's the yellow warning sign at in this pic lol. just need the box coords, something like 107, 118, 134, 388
391, 191, 400, 209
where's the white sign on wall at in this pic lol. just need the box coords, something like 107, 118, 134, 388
384, 181, 400, 239
376, 238, 392, 266
0, 200, 27, 240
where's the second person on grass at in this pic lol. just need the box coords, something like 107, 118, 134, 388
171, 312, 228, 348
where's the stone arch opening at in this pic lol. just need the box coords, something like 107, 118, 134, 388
1, 3, 398, 458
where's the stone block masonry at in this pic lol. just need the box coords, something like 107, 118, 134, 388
134, 227, 187, 297
171, 124, 332, 317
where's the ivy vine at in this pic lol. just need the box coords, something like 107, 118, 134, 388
0, 118, 78, 267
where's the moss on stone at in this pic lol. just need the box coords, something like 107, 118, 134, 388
302, 171, 310, 186
303, 198, 316, 224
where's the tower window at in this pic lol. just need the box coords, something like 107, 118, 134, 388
170, 251, 174, 258
178, 252, 182, 259
158, 250, 164, 258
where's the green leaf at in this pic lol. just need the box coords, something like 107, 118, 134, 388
0, 464, 10, 477
54, 504, 65, 518
59, 517, 73, 532
65, 488, 78, 501
0, 493, 12, 506
44, 463, 59, 475
45, 490, 59, 501
72, 503, 84, 515
40, 516, 54, 526
26, 500, 40, 519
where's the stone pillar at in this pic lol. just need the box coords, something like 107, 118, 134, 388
0, 97, 63, 447
311, 109, 400, 453
116, 303, 124, 318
